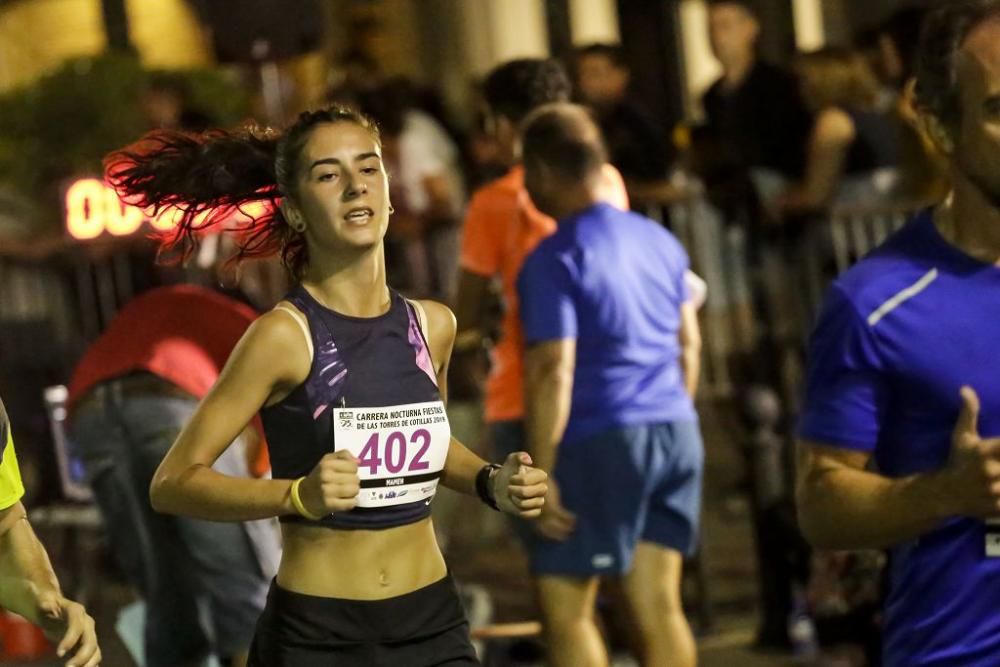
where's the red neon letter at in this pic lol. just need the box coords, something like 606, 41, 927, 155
104, 189, 144, 236
65, 179, 107, 240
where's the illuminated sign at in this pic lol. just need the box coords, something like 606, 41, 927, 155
64, 178, 268, 241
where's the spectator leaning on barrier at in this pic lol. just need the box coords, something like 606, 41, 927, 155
701, 0, 812, 192
574, 43, 670, 190
778, 47, 902, 215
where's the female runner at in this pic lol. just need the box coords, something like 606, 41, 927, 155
108, 106, 548, 666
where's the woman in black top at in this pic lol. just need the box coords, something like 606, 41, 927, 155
108, 106, 548, 666
780, 46, 902, 214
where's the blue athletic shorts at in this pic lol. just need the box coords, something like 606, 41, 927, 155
527, 421, 704, 576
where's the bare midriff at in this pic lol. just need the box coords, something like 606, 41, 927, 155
276, 516, 447, 599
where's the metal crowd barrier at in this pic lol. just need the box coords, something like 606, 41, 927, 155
643, 193, 922, 400
1, 199, 918, 406
0, 239, 287, 370
827, 205, 912, 275
0, 248, 145, 368
645, 196, 738, 398
796, 204, 917, 351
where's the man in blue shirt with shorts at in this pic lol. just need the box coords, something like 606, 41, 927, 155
517, 103, 703, 667
797, 2, 1000, 664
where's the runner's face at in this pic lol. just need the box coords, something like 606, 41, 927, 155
954, 18, 1000, 207
293, 122, 391, 251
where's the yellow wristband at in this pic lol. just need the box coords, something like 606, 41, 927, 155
290, 477, 324, 521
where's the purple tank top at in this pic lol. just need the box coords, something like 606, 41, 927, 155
260, 286, 448, 530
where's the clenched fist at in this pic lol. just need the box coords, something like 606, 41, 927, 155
492, 452, 549, 519
299, 450, 361, 516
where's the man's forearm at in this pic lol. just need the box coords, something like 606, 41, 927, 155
0, 508, 61, 625
525, 368, 574, 473
454, 271, 490, 345
681, 345, 701, 398
797, 464, 952, 550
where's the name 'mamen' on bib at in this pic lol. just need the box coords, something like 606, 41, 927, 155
333, 400, 450, 508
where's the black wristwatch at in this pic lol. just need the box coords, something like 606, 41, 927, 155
475, 463, 502, 511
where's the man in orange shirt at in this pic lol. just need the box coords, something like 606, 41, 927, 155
455, 59, 630, 481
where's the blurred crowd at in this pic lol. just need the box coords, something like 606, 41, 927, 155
273, 1, 945, 310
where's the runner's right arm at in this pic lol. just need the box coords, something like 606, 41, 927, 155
798, 388, 1000, 549
150, 309, 321, 521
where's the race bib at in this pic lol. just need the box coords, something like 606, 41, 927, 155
986, 519, 1000, 557
333, 401, 450, 508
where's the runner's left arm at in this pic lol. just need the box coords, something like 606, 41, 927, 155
419, 300, 547, 516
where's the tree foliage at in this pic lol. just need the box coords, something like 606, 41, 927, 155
0, 53, 249, 231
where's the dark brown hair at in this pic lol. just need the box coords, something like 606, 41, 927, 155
483, 59, 572, 124
575, 43, 628, 70
914, 0, 1000, 127
105, 105, 380, 280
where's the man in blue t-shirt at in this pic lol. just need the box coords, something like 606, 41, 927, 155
516, 103, 703, 667
796, 2, 1000, 665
